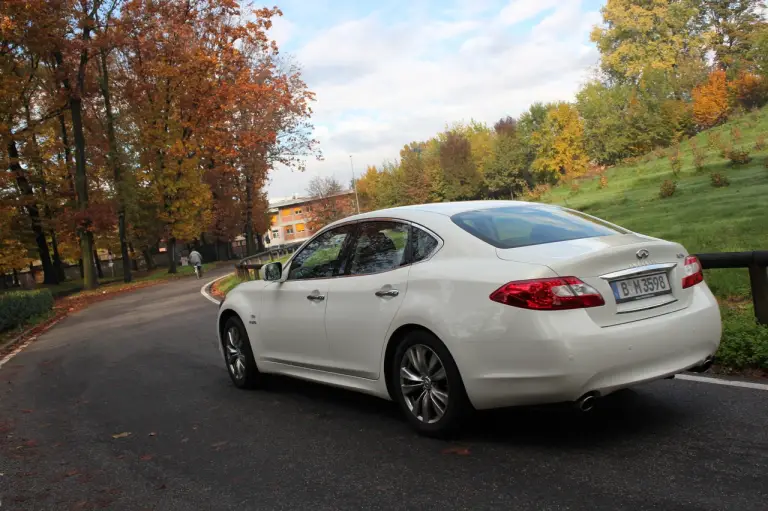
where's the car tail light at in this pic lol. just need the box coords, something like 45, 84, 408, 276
682, 255, 704, 289
490, 277, 605, 310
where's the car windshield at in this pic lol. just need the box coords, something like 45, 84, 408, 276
451, 206, 628, 249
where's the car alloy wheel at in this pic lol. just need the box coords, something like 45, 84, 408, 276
399, 344, 450, 424
225, 324, 247, 382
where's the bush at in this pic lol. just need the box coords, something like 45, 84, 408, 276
598, 174, 608, 189
0, 289, 54, 332
659, 179, 677, 198
710, 172, 730, 188
569, 182, 581, 195
755, 133, 766, 151
717, 309, 768, 370
728, 148, 752, 165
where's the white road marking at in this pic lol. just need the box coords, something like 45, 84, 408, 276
200, 273, 232, 304
676, 373, 768, 391
0, 316, 65, 370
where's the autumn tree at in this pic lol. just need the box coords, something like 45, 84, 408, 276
305, 175, 352, 231
693, 69, 730, 128
483, 131, 529, 199
532, 103, 589, 182
696, 0, 767, 74
438, 131, 481, 201
592, 0, 705, 83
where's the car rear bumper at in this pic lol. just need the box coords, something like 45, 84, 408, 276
455, 284, 722, 410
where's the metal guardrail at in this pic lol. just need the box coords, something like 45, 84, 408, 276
234, 242, 302, 281
695, 251, 768, 325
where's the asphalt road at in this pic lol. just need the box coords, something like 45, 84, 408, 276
1, 270, 767, 511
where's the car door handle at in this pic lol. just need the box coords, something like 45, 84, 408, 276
306, 294, 325, 301
375, 289, 399, 297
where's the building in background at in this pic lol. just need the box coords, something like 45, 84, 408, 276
264, 190, 355, 247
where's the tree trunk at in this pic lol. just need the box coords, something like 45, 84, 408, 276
7, 139, 57, 284
91, 234, 104, 279
78, 258, 84, 279
51, 230, 67, 282
245, 171, 254, 256
256, 233, 265, 253
13, 269, 20, 287
99, 49, 131, 283
167, 237, 177, 274
142, 247, 156, 271
129, 243, 140, 271
70, 97, 97, 289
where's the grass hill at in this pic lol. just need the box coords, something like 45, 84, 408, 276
535, 107, 768, 372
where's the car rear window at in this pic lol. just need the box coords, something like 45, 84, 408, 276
451, 206, 628, 249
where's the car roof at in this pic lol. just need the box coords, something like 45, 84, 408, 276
340, 200, 556, 222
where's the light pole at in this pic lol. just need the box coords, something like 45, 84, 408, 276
349, 154, 361, 214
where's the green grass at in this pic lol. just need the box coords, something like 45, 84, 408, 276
537, 107, 768, 370
216, 274, 244, 295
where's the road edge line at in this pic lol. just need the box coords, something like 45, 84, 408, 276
676, 373, 768, 391
0, 316, 66, 370
200, 273, 231, 304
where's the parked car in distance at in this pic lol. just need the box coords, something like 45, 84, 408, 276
216, 201, 721, 436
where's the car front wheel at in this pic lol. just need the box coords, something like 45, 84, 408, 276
222, 315, 262, 389
391, 330, 471, 437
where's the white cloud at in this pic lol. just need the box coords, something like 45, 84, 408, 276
267, 1, 601, 198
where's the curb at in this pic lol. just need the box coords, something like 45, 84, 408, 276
0, 314, 67, 370
200, 273, 232, 305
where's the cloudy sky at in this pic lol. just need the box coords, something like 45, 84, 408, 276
264, 0, 605, 200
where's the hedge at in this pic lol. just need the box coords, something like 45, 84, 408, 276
0, 289, 55, 332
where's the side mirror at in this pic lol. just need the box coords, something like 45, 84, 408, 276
262, 261, 283, 282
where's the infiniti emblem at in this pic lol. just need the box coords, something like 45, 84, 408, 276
636, 249, 650, 260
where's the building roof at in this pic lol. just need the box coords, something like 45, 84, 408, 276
268, 190, 355, 210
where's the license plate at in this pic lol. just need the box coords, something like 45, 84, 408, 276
610, 273, 672, 303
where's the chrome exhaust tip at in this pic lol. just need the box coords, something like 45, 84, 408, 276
575, 393, 598, 412
689, 356, 715, 373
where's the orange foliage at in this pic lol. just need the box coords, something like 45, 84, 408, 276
692, 70, 729, 129
728, 72, 767, 111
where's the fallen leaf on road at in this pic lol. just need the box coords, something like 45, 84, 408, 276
441, 447, 471, 456
157, 483, 167, 490
112, 432, 132, 439
211, 441, 228, 449
139, 454, 153, 461
65, 469, 80, 477
148, 432, 157, 437
23, 440, 38, 447
21, 409, 33, 414
180, 437, 189, 443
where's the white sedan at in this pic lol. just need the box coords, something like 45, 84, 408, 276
216, 201, 721, 436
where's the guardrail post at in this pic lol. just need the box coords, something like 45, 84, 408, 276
748, 264, 768, 325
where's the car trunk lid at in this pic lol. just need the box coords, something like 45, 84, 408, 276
496, 234, 693, 327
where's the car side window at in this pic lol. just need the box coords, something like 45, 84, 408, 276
411, 226, 439, 263
349, 222, 408, 276
287, 225, 354, 280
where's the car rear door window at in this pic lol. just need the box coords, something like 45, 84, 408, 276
288, 225, 354, 280
349, 221, 408, 276
411, 226, 439, 262
451, 206, 627, 249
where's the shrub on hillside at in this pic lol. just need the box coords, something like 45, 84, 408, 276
669, 143, 682, 176
689, 137, 706, 171
728, 72, 768, 112
523, 183, 550, 202
0, 289, 54, 332
755, 133, 766, 151
730, 125, 743, 144
598, 174, 608, 189
729, 148, 752, 165
710, 173, 730, 188
707, 131, 722, 150
659, 179, 677, 198
569, 182, 581, 195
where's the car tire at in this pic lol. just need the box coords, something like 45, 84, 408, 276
391, 330, 471, 438
222, 315, 262, 389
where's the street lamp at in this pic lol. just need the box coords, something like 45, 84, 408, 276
349, 154, 361, 214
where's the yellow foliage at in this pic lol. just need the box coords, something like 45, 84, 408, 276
532, 103, 589, 181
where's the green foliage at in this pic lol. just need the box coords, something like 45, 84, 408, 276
710, 172, 730, 187
717, 306, 768, 369
0, 289, 54, 332
483, 133, 529, 199
659, 179, 677, 198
